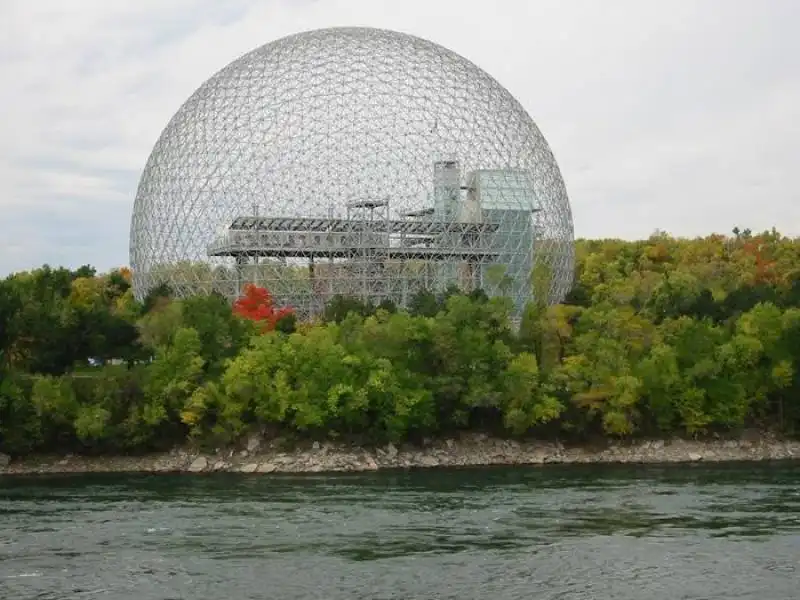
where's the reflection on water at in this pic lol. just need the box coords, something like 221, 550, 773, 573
1, 462, 799, 599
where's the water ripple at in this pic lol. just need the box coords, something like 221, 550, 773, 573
1, 463, 799, 599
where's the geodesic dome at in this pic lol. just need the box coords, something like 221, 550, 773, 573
129, 26, 574, 317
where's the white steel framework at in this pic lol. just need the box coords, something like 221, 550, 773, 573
129, 27, 574, 317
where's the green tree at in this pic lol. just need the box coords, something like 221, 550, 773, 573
128, 327, 205, 447
0, 372, 41, 455
551, 305, 653, 436
500, 352, 563, 434
30, 375, 79, 447
0, 280, 21, 368
181, 293, 254, 375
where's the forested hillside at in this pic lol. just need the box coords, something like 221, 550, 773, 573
2, 228, 800, 456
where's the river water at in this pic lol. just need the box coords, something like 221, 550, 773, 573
1, 463, 799, 599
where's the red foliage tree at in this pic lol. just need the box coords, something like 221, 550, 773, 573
232, 283, 295, 331
742, 236, 778, 284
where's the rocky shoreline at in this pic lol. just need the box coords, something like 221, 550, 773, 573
2, 433, 799, 476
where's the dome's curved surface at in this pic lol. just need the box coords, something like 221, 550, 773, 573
130, 26, 574, 314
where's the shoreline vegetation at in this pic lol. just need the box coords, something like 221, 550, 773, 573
3, 230, 800, 470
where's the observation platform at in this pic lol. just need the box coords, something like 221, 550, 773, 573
221, 215, 498, 235
207, 215, 502, 261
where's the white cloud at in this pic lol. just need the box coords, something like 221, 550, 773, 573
0, 0, 798, 275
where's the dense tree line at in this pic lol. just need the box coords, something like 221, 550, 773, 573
2, 228, 800, 456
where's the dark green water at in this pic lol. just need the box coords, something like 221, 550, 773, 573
1, 463, 799, 599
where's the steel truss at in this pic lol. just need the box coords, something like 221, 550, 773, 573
129, 27, 574, 317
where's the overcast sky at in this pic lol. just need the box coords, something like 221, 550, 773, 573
1, 0, 798, 275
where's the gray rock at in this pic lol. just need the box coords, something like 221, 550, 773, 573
418, 455, 439, 468
688, 452, 704, 462
239, 450, 249, 458
385, 443, 398, 458
188, 457, 208, 472
238, 463, 258, 473
312, 441, 321, 451
527, 453, 546, 465
257, 463, 277, 473
246, 435, 261, 453
0, 453, 10, 468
